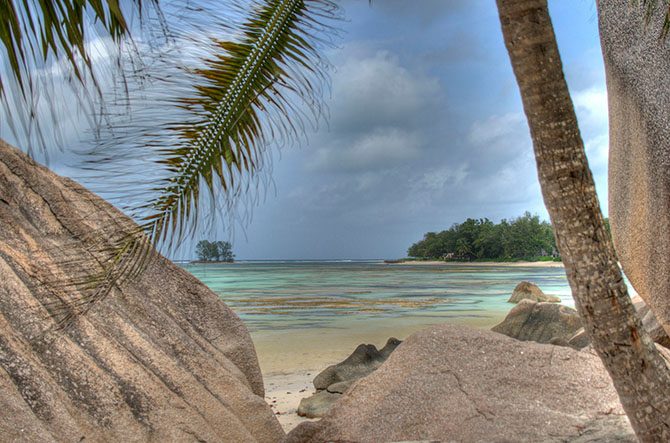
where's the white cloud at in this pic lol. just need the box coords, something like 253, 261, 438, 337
573, 86, 609, 169
468, 113, 526, 146
309, 127, 420, 171
413, 163, 470, 191
304, 48, 441, 173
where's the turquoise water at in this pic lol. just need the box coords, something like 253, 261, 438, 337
181, 260, 573, 331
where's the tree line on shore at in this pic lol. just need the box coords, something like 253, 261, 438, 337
408, 212, 558, 261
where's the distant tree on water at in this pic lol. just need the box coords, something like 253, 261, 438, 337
195, 241, 235, 262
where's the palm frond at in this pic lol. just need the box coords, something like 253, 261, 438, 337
145, 0, 339, 247
0, 0, 156, 154
58, 0, 341, 326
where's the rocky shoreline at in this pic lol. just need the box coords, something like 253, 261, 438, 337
284, 323, 637, 443
274, 280, 669, 441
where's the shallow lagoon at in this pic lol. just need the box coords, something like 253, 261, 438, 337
182, 260, 573, 332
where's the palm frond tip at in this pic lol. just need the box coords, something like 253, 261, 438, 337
0, 0, 157, 153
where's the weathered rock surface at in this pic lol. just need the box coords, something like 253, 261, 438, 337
568, 328, 591, 350
599, 0, 670, 338
508, 281, 560, 303
325, 379, 354, 394
0, 141, 283, 442
492, 299, 583, 345
297, 337, 401, 418
284, 325, 634, 443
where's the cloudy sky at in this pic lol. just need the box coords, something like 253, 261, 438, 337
1, 0, 608, 260
229, 0, 608, 259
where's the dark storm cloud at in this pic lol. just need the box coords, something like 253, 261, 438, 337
371, 0, 470, 23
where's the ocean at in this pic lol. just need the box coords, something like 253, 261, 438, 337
181, 260, 573, 332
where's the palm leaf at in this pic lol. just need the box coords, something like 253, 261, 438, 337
0, 0, 156, 153
146, 0, 338, 245
59, 0, 340, 325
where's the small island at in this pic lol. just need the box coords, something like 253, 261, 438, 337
193, 240, 235, 263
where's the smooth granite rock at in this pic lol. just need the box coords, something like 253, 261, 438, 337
568, 328, 591, 350
0, 140, 283, 442
508, 281, 560, 304
325, 380, 354, 394
296, 390, 341, 419
599, 0, 670, 339
312, 337, 401, 390
284, 325, 634, 443
298, 337, 402, 419
492, 300, 583, 345
633, 296, 670, 347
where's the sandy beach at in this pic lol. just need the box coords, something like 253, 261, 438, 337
390, 260, 565, 268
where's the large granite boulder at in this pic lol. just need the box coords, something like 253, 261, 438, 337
491, 300, 583, 345
284, 325, 634, 443
599, 0, 670, 338
567, 328, 591, 350
0, 141, 283, 442
508, 281, 560, 303
298, 337, 401, 418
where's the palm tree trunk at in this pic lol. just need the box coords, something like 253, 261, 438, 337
496, 0, 670, 440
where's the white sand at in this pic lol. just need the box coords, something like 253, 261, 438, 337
391, 260, 564, 267
263, 369, 319, 432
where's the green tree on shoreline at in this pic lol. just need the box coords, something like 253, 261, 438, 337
195, 240, 234, 262
408, 212, 557, 261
